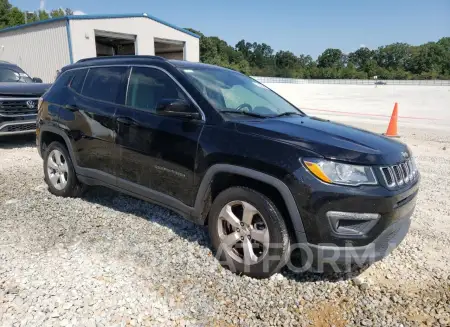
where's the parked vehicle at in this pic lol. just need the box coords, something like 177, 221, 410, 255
36, 56, 419, 278
0, 61, 50, 136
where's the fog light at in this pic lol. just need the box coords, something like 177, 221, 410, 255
326, 211, 380, 236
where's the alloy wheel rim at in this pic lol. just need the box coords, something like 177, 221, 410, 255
47, 149, 69, 190
217, 200, 270, 265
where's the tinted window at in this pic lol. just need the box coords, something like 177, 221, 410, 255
126, 67, 187, 112
69, 69, 87, 93
52, 70, 74, 89
82, 67, 127, 104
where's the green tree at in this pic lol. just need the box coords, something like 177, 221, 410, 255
6, 6, 24, 26
50, 8, 65, 18
38, 10, 49, 21
348, 47, 374, 70
65, 8, 73, 16
235, 40, 252, 61
275, 51, 298, 70
408, 42, 444, 75
375, 42, 412, 70
317, 48, 344, 68
0, 0, 12, 28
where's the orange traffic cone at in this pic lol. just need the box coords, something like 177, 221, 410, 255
384, 103, 399, 137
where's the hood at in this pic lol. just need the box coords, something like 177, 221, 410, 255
0, 82, 52, 97
235, 116, 410, 165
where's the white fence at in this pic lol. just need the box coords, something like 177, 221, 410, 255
251, 76, 450, 86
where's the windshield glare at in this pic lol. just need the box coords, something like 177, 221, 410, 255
181, 67, 302, 117
0, 68, 33, 83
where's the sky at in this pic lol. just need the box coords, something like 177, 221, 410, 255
10, 0, 450, 59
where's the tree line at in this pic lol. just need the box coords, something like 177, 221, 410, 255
0, 0, 72, 26
186, 28, 450, 80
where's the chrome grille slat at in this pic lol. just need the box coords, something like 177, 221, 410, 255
401, 163, 409, 183
380, 158, 418, 189
0, 99, 38, 116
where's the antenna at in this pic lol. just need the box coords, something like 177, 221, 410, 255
39, 0, 45, 10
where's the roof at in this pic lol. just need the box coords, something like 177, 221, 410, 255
169, 59, 240, 73
0, 13, 200, 39
59, 56, 229, 74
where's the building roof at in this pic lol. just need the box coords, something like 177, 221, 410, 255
0, 13, 200, 39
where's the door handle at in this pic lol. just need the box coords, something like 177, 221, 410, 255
116, 116, 138, 125
64, 104, 79, 112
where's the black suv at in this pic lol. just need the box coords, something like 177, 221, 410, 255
0, 61, 50, 136
36, 56, 419, 278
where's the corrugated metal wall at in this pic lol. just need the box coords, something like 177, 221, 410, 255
0, 21, 70, 83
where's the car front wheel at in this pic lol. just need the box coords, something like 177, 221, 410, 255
208, 187, 290, 278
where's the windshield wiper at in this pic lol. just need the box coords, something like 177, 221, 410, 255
272, 112, 304, 118
220, 110, 268, 118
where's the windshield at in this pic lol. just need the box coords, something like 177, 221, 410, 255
0, 68, 33, 83
181, 67, 303, 117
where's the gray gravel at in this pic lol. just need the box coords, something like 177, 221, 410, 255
1, 127, 449, 327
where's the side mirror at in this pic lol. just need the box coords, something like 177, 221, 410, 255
32, 77, 43, 83
156, 99, 201, 120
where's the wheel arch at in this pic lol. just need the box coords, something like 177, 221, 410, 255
193, 164, 307, 244
39, 126, 77, 169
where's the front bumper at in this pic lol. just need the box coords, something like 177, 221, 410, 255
306, 213, 411, 267
287, 165, 419, 268
0, 116, 36, 136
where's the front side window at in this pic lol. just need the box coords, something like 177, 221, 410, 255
126, 67, 187, 112
0, 68, 33, 83
180, 67, 303, 117
82, 67, 127, 104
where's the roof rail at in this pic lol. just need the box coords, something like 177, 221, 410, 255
77, 55, 167, 63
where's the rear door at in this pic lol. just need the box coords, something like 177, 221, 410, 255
114, 66, 203, 206
59, 66, 128, 181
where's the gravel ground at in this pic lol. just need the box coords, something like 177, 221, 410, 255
0, 126, 449, 327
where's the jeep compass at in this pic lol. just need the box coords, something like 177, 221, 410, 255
36, 56, 419, 278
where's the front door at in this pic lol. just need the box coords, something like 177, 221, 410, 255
115, 66, 203, 206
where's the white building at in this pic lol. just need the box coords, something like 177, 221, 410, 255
0, 13, 200, 82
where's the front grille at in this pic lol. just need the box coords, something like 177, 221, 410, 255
0, 123, 36, 133
380, 158, 418, 188
0, 99, 38, 116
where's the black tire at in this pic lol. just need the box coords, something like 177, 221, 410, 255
208, 187, 290, 278
43, 141, 85, 197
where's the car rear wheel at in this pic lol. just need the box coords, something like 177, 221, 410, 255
44, 141, 84, 197
208, 187, 290, 278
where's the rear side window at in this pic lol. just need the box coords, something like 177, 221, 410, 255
69, 69, 87, 93
52, 70, 74, 89
82, 67, 127, 104
43, 70, 74, 98
126, 67, 187, 112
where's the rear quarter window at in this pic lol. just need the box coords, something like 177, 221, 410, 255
81, 67, 128, 104
52, 70, 74, 89
42, 70, 74, 100
69, 69, 88, 93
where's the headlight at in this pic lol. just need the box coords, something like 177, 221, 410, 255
303, 158, 377, 186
